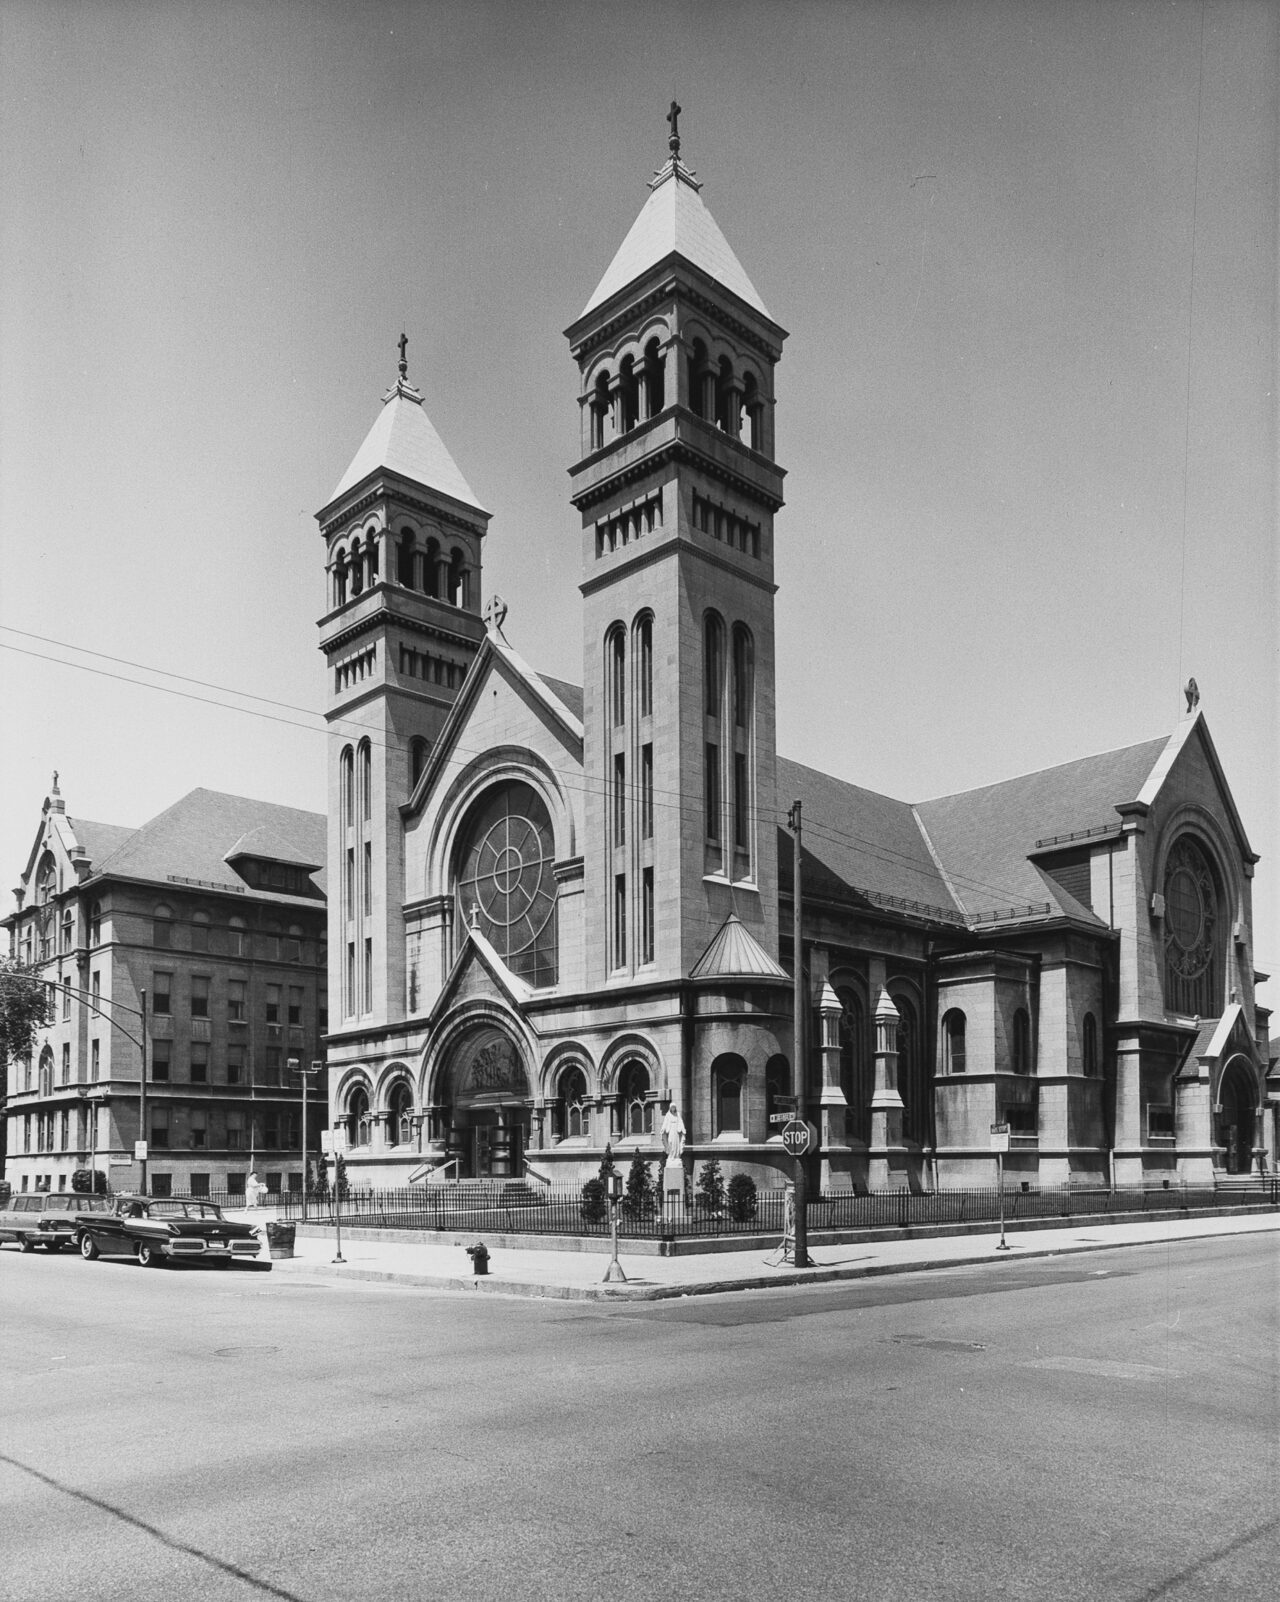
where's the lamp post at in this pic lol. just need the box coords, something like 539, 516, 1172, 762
288, 1057, 324, 1222
78, 1085, 107, 1191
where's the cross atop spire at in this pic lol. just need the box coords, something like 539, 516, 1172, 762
666, 98, 681, 160
398, 331, 408, 381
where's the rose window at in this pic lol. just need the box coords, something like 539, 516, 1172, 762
1162, 836, 1220, 1016
457, 783, 557, 987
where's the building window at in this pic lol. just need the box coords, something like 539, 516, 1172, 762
153, 904, 172, 948
89, 902, 101, 946
228, 916, 248, 957
263, 1112, 280, 1149
90, 1039, 100, 1081
153, 971, 172, 1016
191, 975, 210, 1019
190, 1172, 210, 1197
190, 1110, 207, 1149
61, 908, 73, 953
410, 738, 429, 788
265, 1047, 282, 1085
455, 782, 558, 988
1012, 1008, 1032, 1074
557, 1065, 589, 1140
227, 980, 246, 1022
613, 875, 627, 970
640, 744, 653, 839
640, 868, 655, 965
363, 842, 372, 915
359, 740, 372, 821
714, 1055, 746, 1134
637, 615, 653, 718
704, 744, 720, 841
1162, 834, 1223, 1017
347, 1086, 371, 1147
61, 1042, 70, 1083
152, 1041, 171, 1082
1082, 1012, 1098, 1077
894, 993, 926, 1143
617, 1060, 651, 1136
363, 940, 372, 1011
265, 985, 281, 1024
943, 1010, 967, 1074
190, 1044, 209, 1084
388, 1082, 413, 1147
227, 1110, 245, 1150
704, 613, 724, 718
288, 986, 303, 1027
150, 1109, 169, 1149
62, 977, 71, 1019
607, 626, 625, 727
227, 1045, 244, 1086
734, 753, 749, 852
345, 848, 355, 919
191, 910, 211, 952
613, 754, 626, 847
346, 943, 355, 1016
340, 746, 354, 832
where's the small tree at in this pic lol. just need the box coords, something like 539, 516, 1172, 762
727, 1172, 758, 1222
579, 1177, 607, 1223
696, 1158, 726, 1213
597, 1142, 619, 1183
334, 1153, 350, 1201
0, 959, 52, 1069
308, 1158, 329, 1200
622, 1152, 655, 1218
71, 1168, 107, 1195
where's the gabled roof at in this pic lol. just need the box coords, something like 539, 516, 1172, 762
92, 789, 327, 899
537, 674, 584, 723
328, 378, 487, 515
68, 819, 135, 865
690, 913, 787, 981
580, 162, 770, 321
225, 825, 323, 872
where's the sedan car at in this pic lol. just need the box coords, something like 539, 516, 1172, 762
77, 1198, 265, 1268
0, 1191, 117, 1252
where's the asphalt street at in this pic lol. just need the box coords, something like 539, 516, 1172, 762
2, 1233, 1276, 1601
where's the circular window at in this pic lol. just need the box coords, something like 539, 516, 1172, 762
457, 783, 557, 986
1163, 839, 1216, 980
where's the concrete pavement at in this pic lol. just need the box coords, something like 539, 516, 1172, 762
228, 1206, 1280, 1301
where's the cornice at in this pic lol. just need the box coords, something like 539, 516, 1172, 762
570, 428, 785, 517
566, 257, 786, 364
318, 472, 490, 540
319, 590, 484, 656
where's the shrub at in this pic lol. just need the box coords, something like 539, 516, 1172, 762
696, 1158, 726, 1213
727, 1172, 758, 1221
622, 1153, 655, 1218
71, 1168, 107, 1195
597, 1143, 619, 1183
580, 1176, 607, 1223
334, 1153, 350, 1201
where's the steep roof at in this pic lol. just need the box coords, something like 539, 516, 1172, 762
913, 737, 1167, 920
328, 378, 486, 514
691, 913, 787, 981
66, 818, 135, 866
536, 674, 584, 723
93, 789, 327, 899
225, 824, 323, 871
580, 163, 770, 320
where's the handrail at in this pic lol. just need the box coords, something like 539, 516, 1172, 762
521, 1163, 553, 1191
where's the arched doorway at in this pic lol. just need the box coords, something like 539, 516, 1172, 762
439, 1025, 531, 1178
1216, 1057, 1257, 1175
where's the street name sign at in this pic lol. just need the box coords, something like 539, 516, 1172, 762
768, 1113, 795, 1125
133, 1141, 148, 1161
990, 1122, 1010, 1153
780, 1119, 813, 1157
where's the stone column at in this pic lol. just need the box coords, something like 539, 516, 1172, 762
868, 988, 904, 1191
1175, 1067, 1215, 1185
817, 980, 851, 1191
724, 378, 745, 439
1112, 1033, 1144, 1188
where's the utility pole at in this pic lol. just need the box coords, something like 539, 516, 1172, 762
787, 800, 810, 1268
138, 988, 148, 1197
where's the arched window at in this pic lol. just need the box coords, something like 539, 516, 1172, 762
397, 529, 416, 588
894, 993, 927, 1144
59, 907, 73, 953
715, 355, 737, 434
704, 613, 725, 846
743, 370, 762, 451
591, 370, 611, 450
713, 1054, 747, 1135
1082, 1012, 1099, 1077
643, 337, 665, 415
228, 915, 247, 958
619, 354, 639, 433
617, 1060, 651, 1136
410, 738, 429, 790
39, 1046, 53, 1098
838, 988, 871, 1143
448, 548, 465, 607
349, 537, 364, 596
387, 1081, 413, 1147
424, 537, 440, 598
765, 1055, 791, 1131
365, 529, 379, 586
347, 1085, 371, 1147
190, 909, 210, 953
943, 1010, 967, 1074
635, 614, 653, 719
333, 549, 349, 607
704, 613, 724, 718
358, 740, 372, 821
730, 625, 754, 862
606, 625, 626, 727
88, 901, 101, 947
1012, 1008, 1032, 1074
557, 1065, 589, 1140
688, 339, 709, 419
153, 904, 173, 949
1162, 835, 1223, 1017
456, 782, 557, 988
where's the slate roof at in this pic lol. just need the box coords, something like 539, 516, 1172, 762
536, 674, 584, 723
67, 819, 136, 866
225, 824, 324, 871
92, 789, 327, 899
328, 381, 486, 514
691, 914, 787, 980
580, 163, 771, 321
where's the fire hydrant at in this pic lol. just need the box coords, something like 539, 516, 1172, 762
465, 1241, 489, 1276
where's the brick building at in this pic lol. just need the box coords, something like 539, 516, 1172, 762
3, 780, 327, 1198
316, 127, 1272, 1192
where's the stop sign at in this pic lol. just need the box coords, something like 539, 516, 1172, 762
780, 1118, 812, 1157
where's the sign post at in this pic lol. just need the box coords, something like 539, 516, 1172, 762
779, 1119, 815, 1265
323, 1127, 346, 1264
603, 1170, 626, 1283
787, 799, 811, 1269
991, 1122, 1011, 1251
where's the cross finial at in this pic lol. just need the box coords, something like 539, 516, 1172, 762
1184, 676, 1200, 714
397, 331, 408, 380
666, 99, 681, 159
483, 593, 509, 637
51, 769, 59, 792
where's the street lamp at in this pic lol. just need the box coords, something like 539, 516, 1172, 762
287, 1056, 324, 1222
77, 1085, 108, 1192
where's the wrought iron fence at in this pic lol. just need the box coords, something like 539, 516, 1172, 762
270, 1175, 1280, 1240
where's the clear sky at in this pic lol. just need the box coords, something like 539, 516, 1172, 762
2, 1, 1276, 992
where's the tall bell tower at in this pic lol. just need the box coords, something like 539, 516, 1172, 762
565, 110, 788, 984
317, 342, 489, 1036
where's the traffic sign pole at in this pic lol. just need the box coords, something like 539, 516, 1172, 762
788, 799, 810, 1269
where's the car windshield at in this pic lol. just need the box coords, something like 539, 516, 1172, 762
146, 1201, 224, 1220
74, 1196, 114, 1212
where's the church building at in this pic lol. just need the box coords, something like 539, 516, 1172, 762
315, 123, 1273, 1195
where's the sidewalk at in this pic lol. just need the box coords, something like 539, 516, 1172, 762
226, 1208, 1280, 1302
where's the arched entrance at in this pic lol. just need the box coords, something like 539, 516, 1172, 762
440, 1025, 531, 1178
1216, 1056, 1257, 1175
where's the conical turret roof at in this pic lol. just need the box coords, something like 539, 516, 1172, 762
690, 913, 787, 981
328, 373, 486, 515
580, 161, 770, 321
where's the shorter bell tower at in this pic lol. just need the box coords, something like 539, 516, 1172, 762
317, 340, 489, 1038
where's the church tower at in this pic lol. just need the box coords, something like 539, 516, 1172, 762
565, 112, 788, 983
317, 343, 489, 1035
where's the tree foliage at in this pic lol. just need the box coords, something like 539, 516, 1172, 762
622, 1152, 656, 1218
0, 959, 51, 1068
696, 1158, 726, 1213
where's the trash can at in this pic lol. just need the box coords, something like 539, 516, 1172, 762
265, 1221, 296, 1260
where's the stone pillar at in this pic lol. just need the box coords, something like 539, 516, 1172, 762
868, 988, 904, 1191
1112, 1033, 1144, 1187
1175, 1069, 1215, 1185
666, 335, 688, 410
816, 980, 850, 1191
724, 378, 744, 439
436, 557, 451, 601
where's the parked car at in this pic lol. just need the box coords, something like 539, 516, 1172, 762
77, 1197, 265, 1268
0, 1191, 116, 1253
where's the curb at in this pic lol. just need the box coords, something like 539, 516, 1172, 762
270, 1215, 1279, 1302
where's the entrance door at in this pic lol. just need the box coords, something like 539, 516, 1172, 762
1217, 1059, 1255, 1175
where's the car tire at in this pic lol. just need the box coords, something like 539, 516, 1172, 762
79, 1233, 100, 1261
136, 1240, 163, 1268
19, 1237, 35, 1253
